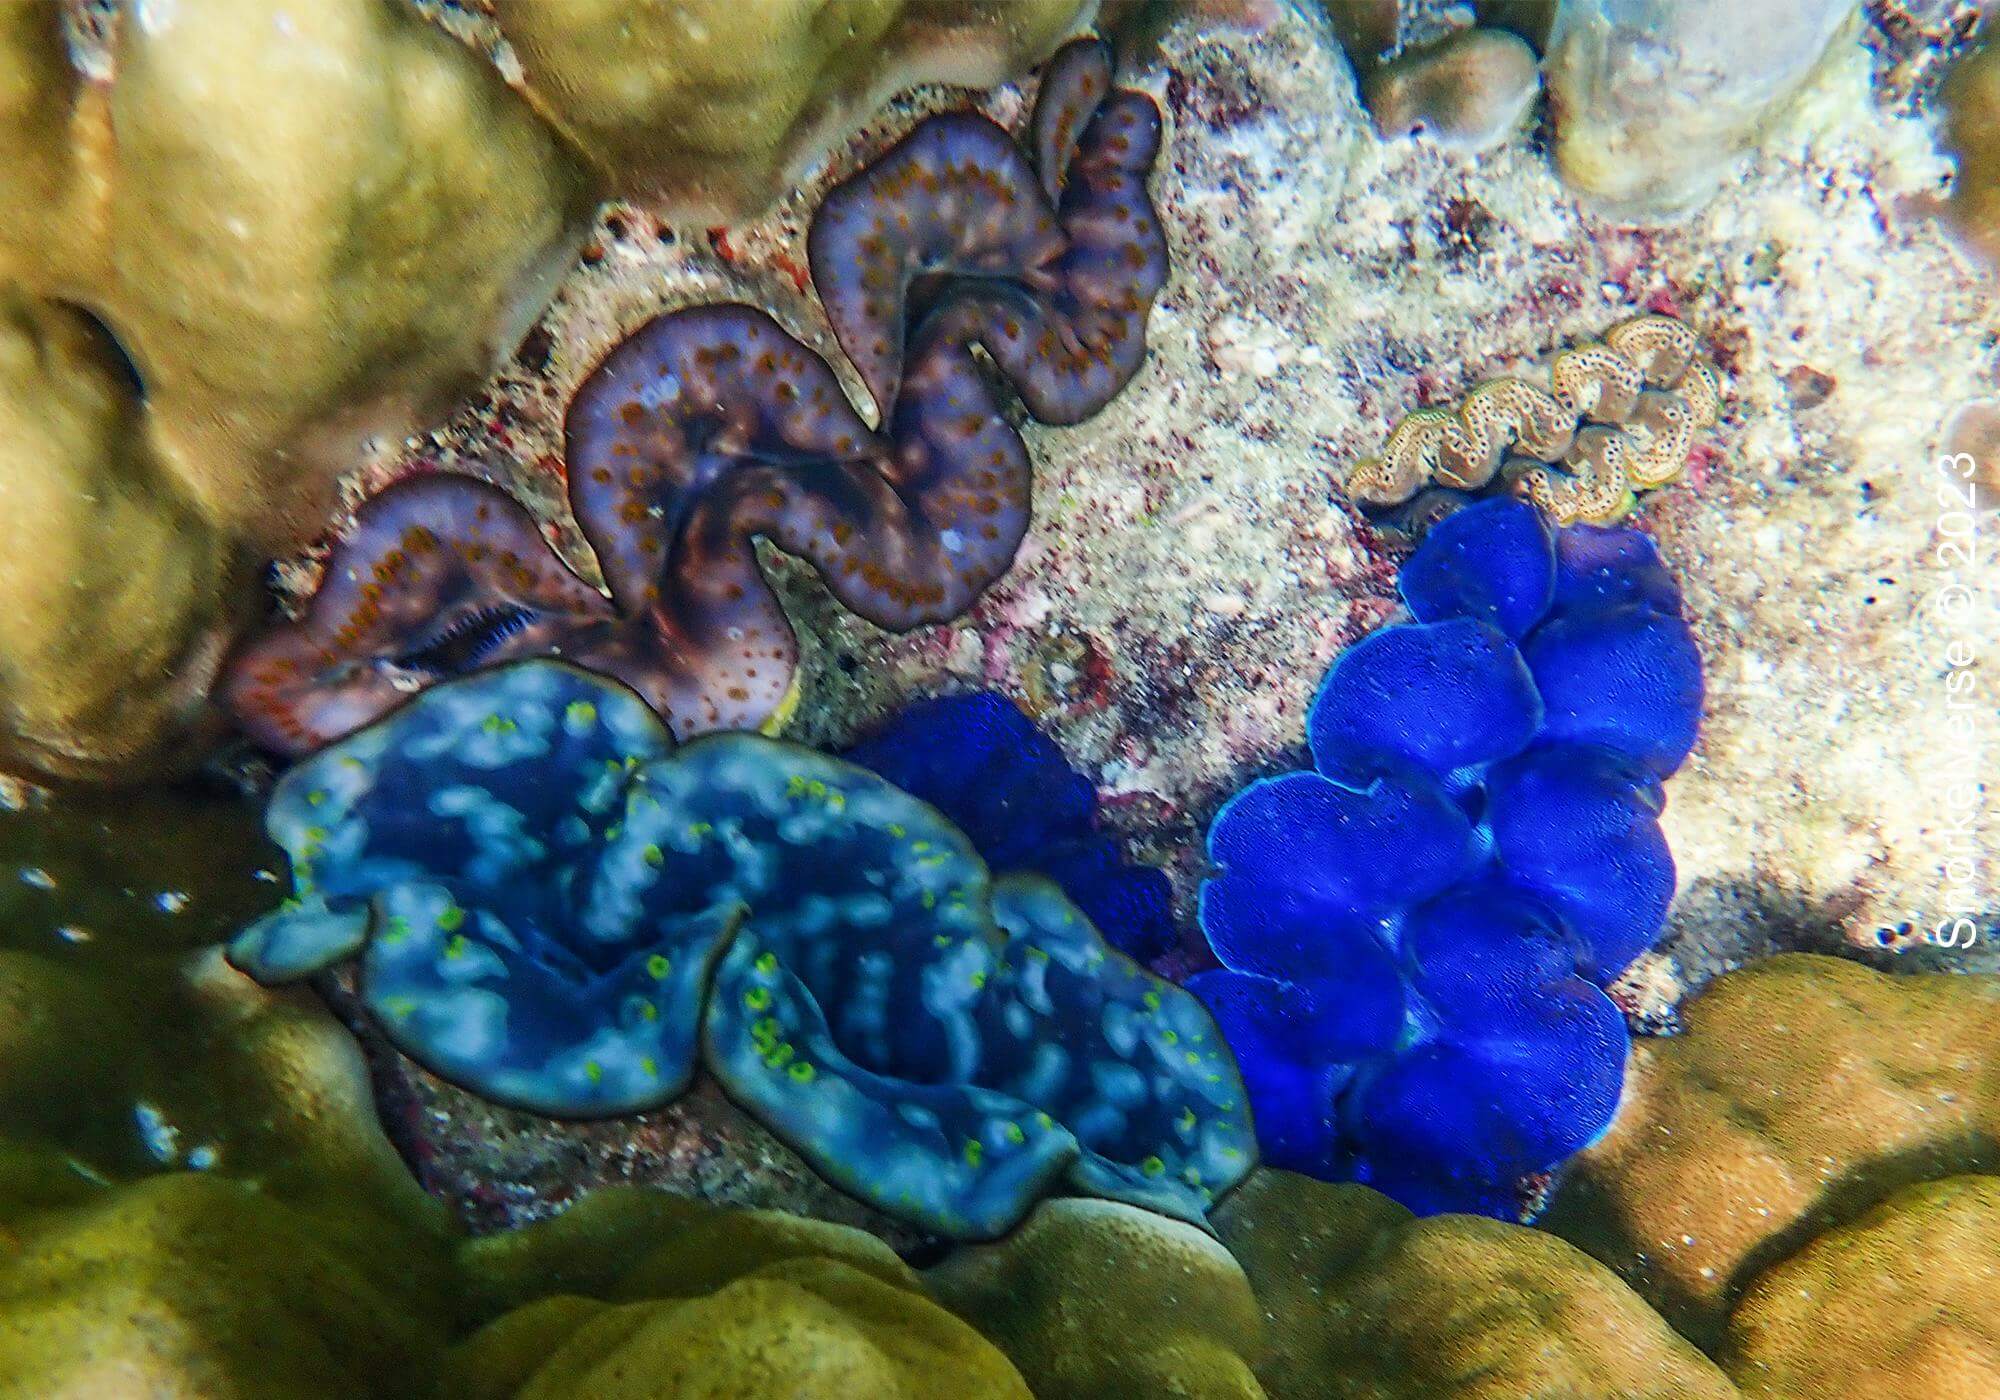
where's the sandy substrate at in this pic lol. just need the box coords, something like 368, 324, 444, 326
293, 2, 1998, 1229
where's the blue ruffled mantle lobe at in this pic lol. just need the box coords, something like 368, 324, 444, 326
1191, 499, 1702, 1215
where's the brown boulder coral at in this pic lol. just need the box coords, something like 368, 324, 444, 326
490, 0, 1091, 217
453, 1263, 1028, 1400
0, 940, 446, 1251
1722, 1174, 2000, 1399
925, 1197, 1267, 1399
450, 1187, 1029, 1399
0, 809, 456, 1395
0, 292, 243, 782
72, 0, 600, 547
0, 1172, 449, 1400
1941, 37, 2000, 270
1214, 1169, 1735, 1399
0, 0, 596, 779
1543, 953, 2000, 1351
454, 1186, 919, 1322
0, 3, 94, 281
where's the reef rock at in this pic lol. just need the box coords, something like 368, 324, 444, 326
1544, 954, 2000, 1350
243, 0, 1999, 1224
1544, 0, 1861, 217
1214, 1168, 1736, 1399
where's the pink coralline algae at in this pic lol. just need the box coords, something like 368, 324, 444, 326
223, 37, 1167, 756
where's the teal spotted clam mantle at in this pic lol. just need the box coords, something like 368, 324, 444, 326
227, 660, 1253, 1239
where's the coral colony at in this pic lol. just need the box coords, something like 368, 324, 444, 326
228, 660, 1252, 1241
1189, 499, 1703, 1215
1346, 314, 1720, 530
222, 36, 1167, 757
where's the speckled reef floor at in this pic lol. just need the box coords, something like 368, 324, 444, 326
284, 4, 2000, 1232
